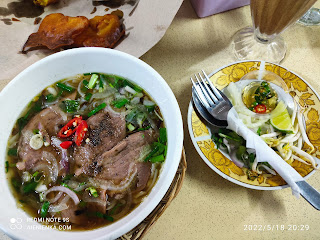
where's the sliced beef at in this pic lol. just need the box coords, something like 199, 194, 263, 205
17, 104, 68, 171
91, 129, 158, 192
73, 110, 126, 175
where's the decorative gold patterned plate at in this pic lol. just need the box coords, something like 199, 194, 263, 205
187, 61, 320, 190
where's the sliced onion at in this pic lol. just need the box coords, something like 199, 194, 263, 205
143, 99, 155, 106
51, 137, 69, 172
130, 97, 140, 105
41, 151, 59, 183
44, 186, 80, 205
119, 88, 126, 95
124, 86, 136, 95
47, 191, 63, 203
48, 196, 70, 212
92, 88, 117, 99
77, 80, 86, 97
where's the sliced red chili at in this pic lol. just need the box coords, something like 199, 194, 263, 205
57, 116, 82, 138
254, 104, 267, 114
74, 120, 88, 146
60, 141, 73, 149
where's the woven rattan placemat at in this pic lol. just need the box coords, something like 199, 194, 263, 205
119, 148, 187, 240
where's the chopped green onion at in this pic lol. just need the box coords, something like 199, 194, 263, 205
79, 182, 86, 187
23, 181, 38, 193
159, 128, 167, 144
112, 98, 129, 108
100, 74, 114, 88
144, 145, 160, 162
146, 105, 155, 112
33, 129, 40, 134
88, 103, 107, 117
79, 200, 87, 208
123, 79, 143, 93
62, 174, 74, 183
137, 126, 151, 131
45, 94, 56, 102
257, 127, 261, 136
88, 74, 99, 89
60, 100, 79, 113
40, 201, 50, 218
150, 154, 165, 163
84, 93, 92, 101
108, 203, 123, 215
5, 161, 9, 173
99, 78, 104, 92
94, 212, 114, 222
56, 82, 74, 92
86, 187, 99, 197
152, 142, 166, 156
127, 123, 135, 132
39, 192, 45, 202
83, 80, 89, 85
8, 148, 18, 156
83, 72, 99, 76
11, 178, 21, 189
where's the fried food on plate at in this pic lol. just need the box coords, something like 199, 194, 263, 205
73, 14, 125, 48
22, 13, 89, 52
22, 13, 125, 52
33, 0, 59, 7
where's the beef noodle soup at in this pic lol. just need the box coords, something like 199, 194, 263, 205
5, 73, 167, 230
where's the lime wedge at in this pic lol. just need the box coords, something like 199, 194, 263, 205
270, 101, 294, 134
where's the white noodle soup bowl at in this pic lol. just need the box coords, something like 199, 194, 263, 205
0, 48, 183, 240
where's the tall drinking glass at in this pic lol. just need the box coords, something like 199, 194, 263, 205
232, 0, 316, 63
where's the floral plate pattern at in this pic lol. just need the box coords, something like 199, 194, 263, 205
187, 61, 320, 190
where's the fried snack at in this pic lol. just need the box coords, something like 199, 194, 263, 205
73, 14, 125, 48
22, 13, 89, 52
33, 0, 59, 7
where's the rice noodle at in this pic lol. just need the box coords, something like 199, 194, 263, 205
92, 88, 116, 99
7, 133, 19, 148
51, 137, 69, 172
112, 190, 132, 220
77, 80, 86, 97
41, 152, 59, 183
106, 199, 118, 211
44, 186, 80, 205
47, 191, 63, 203
48, 196, 70, 212
82, 192, 106, 206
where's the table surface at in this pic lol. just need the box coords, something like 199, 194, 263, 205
1, 0, 320, 239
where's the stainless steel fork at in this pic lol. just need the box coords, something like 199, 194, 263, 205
190, 70, 232, 121
190, 70, 320, 210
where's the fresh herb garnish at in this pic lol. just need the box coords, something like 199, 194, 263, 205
7, 148, 18, 156
60, 100, 80, 113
